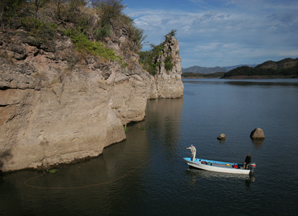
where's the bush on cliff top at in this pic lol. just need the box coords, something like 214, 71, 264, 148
63, 27, 124, 65
21, 17, 58, 42
92, 0, 146, 50
0, 0, 146, 64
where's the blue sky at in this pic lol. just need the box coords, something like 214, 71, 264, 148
122, 0, 298, 68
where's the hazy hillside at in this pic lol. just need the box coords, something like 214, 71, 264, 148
222, 58, 298, 78
182, 72, 225, 78
182, 64, 257, 74
255, 58, 298, 70
182, 66, 227, 74
223, 64, 257, 71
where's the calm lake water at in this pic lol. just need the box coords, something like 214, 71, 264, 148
1, 78, 298, 216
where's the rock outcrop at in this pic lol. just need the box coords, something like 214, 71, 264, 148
0, 25, 183, 171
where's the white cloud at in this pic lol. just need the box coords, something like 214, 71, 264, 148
124, 0, 298, 67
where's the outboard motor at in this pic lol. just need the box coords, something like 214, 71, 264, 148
249, 163, 256, 173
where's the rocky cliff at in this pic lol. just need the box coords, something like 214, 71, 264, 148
0, 7, 183, 172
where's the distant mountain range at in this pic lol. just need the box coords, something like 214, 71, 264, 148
182, 64, 257, 74
255, 58, 298, 70
222, 58, 298, 78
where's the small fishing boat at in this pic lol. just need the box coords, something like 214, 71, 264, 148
183, 157, 256, 174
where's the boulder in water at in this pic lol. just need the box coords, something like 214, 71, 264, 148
217, 133, 226, 140
250, 128, 265, 139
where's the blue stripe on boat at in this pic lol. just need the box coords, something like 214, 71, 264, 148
183, 157, 237, 166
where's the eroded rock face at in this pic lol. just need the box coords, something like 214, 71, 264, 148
0, 29, 183, 172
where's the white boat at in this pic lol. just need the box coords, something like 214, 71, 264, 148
183, 157, 256, 174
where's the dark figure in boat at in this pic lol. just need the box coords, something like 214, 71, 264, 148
243, 154, 251, 169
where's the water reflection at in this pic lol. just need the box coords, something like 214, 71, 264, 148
245, 173, 256, 190
218, 139, 226, 144
184, 90, 197, 96
226, 80, 298, 87
186, 167, 255, 187
146, 98, 184, 156
251, 139, 264, 148
183, 79, 298, 87
186, 167, 250, 179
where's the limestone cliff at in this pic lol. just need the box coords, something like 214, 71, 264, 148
0, 11, 183, 172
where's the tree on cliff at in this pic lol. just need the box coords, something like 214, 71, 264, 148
0, 0, 26, 28
91, 0, 146, 50
92, 0, 126, 23
167, 29, 177, 37
92, 0, 126, 39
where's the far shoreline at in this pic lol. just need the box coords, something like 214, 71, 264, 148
182, 75, 298, 79
221, 75, 298, 79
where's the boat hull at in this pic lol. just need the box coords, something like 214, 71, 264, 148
183, 157, 251, 174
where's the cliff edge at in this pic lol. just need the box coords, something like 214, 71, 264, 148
0, 1, 183, 172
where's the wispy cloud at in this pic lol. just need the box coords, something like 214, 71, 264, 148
124, 0, 298, 67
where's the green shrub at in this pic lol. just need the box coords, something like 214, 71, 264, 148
120, 14, 134, 26
48, 169, 57, 173
129, 26, 146, 51
63, 27, 123, 64
139, 30, 177, 75
21, 17, 57, 41
95, 20, 110, 40
164, 56, 173, 72
1, 0, 27, 27
138, 43, 163, 75
94, 0, 126, 24
167, 29, 177, 37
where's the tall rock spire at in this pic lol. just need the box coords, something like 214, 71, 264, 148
154, 36, 184, 98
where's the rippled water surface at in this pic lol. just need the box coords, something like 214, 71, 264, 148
1, 78, 298, 216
